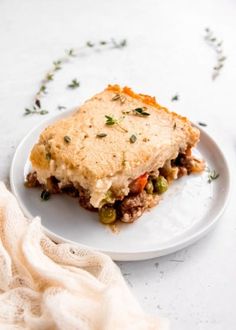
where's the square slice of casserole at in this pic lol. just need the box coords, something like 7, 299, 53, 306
27, 85, 204, 224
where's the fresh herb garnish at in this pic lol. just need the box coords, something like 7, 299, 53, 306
46, 152, 51, 161
53, 60, 62, 71
67, 79, 80, 89
207, 168, 220, 183
66, 48, 76, 57
130, 134, 137, 143
111, 38, 127, 49
64, 136, 71, 143
134, 107, 150, 116
204, 27, 226, 80
24, 107, 48, 116
39, 85, 47, 94
105, 115, 117, 126
86, 41, 94, 47
41, 190, 51, 201
198, 122, 207, 127
96, 133, 107, 138
25, 38, 127, 115
35, 99, 41, 108
105, 115, 128, 132
46, 73, 54, 81
111, 93, 126, 104
171, 94, 179, 102
57, 105, 67, 110
112, 94, 120, 101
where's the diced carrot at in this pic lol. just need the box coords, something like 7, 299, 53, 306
129, 173, 148, 194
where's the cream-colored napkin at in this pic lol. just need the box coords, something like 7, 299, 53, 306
0, 183, 169, 330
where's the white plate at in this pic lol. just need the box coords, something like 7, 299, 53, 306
10, 111, 230, 261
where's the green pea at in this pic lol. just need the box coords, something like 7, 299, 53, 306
99, 205, 117, 224
154, 176, 168, 194
145, 179, 154, 194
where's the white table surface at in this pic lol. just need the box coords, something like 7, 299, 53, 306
1, 0, 236, 329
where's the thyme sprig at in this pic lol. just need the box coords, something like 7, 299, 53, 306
204, 27, 226, 80
67, 79, 80, 89
206, 167, 220, 183
26, 38, 127, 115
105, 115, 128, 132
24, 106, 48, 116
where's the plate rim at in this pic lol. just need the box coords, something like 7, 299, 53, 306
10, 110, 231, 261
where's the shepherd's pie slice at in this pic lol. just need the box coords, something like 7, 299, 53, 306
26, 85, 204, 223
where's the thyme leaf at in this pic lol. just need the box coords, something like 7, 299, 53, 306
198, 122, 207, 127
39, 110, 49, 115
67, 79, 80, 89
66, 48, 76, 57
112, 94, 120, 101
133, 107, 150, 116
111, 38, 127, 49
64, 136, 71, 143
207, 168, 220, 183
35, 99, 41, 108
111, 93, 126, 104
96, 133, 107, 138
46, 73, 54, 81
53, 60, 62, 71
57, 105, 67, 110
130, 134, 137, 143
171, 94, 179, 102
39, 85, 47, 94
86, 41, 94, 47
105, 115, 117, 126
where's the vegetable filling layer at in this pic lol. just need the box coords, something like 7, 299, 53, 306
25, 149, 204, 224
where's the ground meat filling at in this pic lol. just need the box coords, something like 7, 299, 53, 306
25, 149, 204, 223
77, 187, 94, 211
25, 172, 40, 188
118, 191, 160, 223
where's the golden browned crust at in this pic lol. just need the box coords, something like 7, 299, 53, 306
106, 85, 198, 147
106, 84, 188, 121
